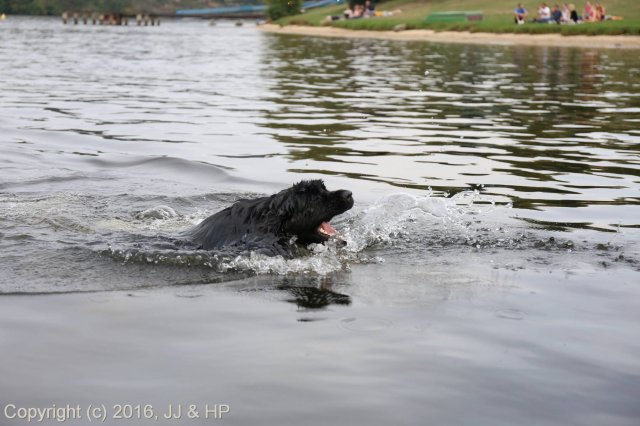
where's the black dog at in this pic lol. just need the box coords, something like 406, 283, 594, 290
185, 180, 354, 257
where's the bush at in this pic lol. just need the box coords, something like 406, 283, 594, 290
268, 0, 303, 21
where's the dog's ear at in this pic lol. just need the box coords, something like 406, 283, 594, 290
270, 191, 295, 220
293, 179, 325, 193
293, 180, 308, 193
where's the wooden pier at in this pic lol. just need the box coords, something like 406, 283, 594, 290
61, 12, 161, 26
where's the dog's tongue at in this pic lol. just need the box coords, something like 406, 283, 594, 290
320, 221, 337, 236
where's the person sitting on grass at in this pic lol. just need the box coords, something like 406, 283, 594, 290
514, 3, 527, 24
364, 0, 376, 18
551, 4, 563, 23
352, 3, 365, 18
534, 2, 552, 22
569, 3, 580, 22
583, 1, 595, 21
594, 1, 606, 21
325, 5, 353, 21
561, 3, 571, 22
326, 2, 399, 21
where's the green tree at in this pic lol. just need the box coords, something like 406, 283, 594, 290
267, 0, 302, 20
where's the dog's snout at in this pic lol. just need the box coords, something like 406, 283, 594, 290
336, 190, 354, 210
338, 190, 353, 200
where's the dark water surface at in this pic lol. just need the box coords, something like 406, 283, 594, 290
1, 17, 639, 425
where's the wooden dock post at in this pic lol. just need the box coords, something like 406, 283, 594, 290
62, 11, 68, 24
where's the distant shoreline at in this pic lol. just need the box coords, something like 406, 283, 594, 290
259, 24, 640, 49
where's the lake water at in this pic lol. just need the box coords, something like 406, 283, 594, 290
1, 16, 639, 425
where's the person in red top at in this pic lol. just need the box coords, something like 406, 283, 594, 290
584, 1, 595, 21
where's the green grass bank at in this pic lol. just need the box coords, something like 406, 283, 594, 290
277, 0, 640, 35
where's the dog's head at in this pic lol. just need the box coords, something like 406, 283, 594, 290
270, 180, 354, 245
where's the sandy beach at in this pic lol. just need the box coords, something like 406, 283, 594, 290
259, 23, 640, 49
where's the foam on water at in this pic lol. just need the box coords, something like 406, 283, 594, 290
102, 190, 636, 277
1, 189, 637, 294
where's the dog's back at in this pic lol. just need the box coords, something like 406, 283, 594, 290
186, 195, 284, 252
187, 205, 236, 250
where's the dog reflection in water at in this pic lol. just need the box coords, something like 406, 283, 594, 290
186, 180, 354, 258
283, 285, 351, 310
238, 276, 352, 310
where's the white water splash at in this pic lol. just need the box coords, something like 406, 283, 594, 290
211, 191, 513, 275
135, 205, 177, 220
339, 190, 506, 252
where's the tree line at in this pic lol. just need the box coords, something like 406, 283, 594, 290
0, 0, 263, 15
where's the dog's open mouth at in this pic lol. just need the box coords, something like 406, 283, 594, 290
317, 221, 338, 238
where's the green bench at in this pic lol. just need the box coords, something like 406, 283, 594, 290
424, 11, 484, 23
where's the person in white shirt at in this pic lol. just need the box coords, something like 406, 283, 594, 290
535, 2, 552, 22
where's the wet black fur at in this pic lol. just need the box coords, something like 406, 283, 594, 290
185, 180, 354, 257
